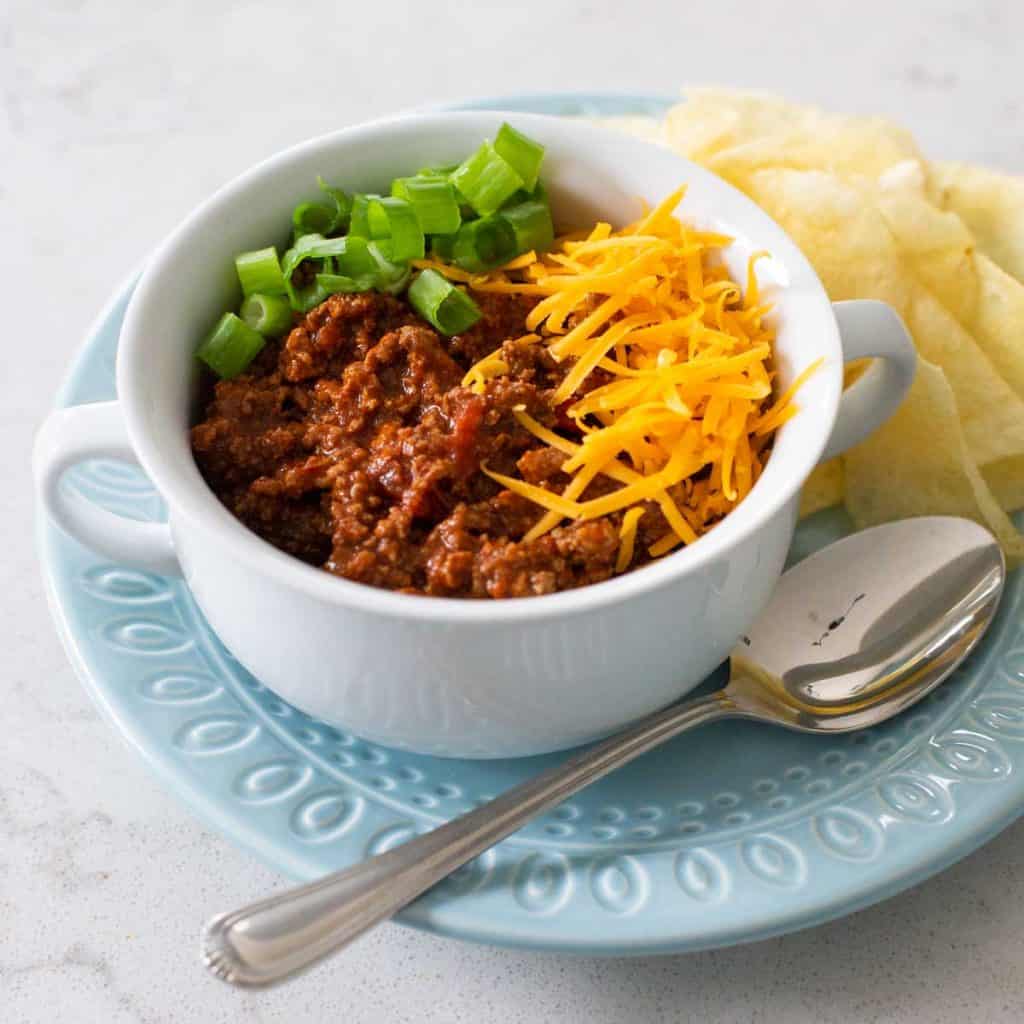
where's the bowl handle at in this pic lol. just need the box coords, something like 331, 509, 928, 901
821, 299, 917, 463
33, 401, 180, 576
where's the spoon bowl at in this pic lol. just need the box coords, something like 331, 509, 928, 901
203, 516, 1005, 987
726, 516, 1004, 731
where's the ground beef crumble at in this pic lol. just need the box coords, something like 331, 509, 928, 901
191, 291, 673, 598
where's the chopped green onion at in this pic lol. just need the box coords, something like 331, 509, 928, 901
451, 141, 524, 216
367, 241, 412, 295
280, 234, 389, 308
281, 237, 333, 309
391, 173, 438, 196
315, 273, 376, 295
452, 215, 517, 272
235, 247, 287, 297
408, 269, 482, 335
418, 163, 459, 177
292, 278, 331, 312
366, 200, 391, 239
222, 131, 549, 354
197, 313, 266, 378
494, 123, 545, 192
332, 235, 378, 279
365, 197, 425, 261
348, 194, 380, 238
317, 177, 351, 231
501, 199, 554, 255
292, 181, 352, 237
506, 179, 548, 207
240, 293, 293, 337
281, 234, 367, 275
430, 233, 457, 262
391, 177, 462, 235
292, 202, 336, 237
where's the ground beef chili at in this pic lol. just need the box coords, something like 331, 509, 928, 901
191, 291, 674, 598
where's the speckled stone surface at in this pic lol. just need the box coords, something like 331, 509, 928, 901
4, 1, 1024, 1020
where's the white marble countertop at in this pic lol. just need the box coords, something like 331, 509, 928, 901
5, 1, 1024, 1020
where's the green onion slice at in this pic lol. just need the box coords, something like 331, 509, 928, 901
281, 235, 358, 310
197, 313, 266, 378
408, 269, 482, 335
452, 215, 517, 272
366, 200, 391, 239
284, 233, 375, 276
365, 197, 425, 261
367, 241, 412, 295
391, 176, 462, 235
430, 233, 457, 262
494, 123, 545, 192
292, 202, 337, 237
391, 174, 439, 196
451, 141, 524, 216
501, 199, 554, 255
315, 273, 377, 295
291, 180, 353, 237
282, 234, 371, 275
235, 247, 287, 297
417, 163, 459, 177
317, 176, 351, 231
293, 279, 331, 313
348, 193, 381, 238
332, 235, 378, 279
240, 293, 293, 337
506, 179, 548, 208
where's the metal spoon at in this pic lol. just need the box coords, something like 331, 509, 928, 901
203, 516, 1004, 987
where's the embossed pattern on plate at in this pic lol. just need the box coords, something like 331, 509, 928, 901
37, 94, 1024, 954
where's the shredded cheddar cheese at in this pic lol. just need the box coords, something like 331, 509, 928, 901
445, 187, 819, 572
615, 506, 646, 573
460, 334, 539, 394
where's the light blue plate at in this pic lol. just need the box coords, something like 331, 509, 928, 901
39, 95, 1024, 955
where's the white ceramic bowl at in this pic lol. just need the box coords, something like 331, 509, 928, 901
34, 112, 916, 757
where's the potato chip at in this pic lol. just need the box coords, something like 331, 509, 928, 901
931, 161, 1024, 284
665, 89, 921, 185
903, 288, 1024, 469
875, 164, 979, 324
844, 359, 1024, 561
984, 457, 1024, 513
741, 168, 912, 310
800, 459, 844, 518
851, 170, 1024, 467
967, 255, 1024, 401
874, 172, 1024, 405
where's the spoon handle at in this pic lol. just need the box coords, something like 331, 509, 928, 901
203, 691, 734, 986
